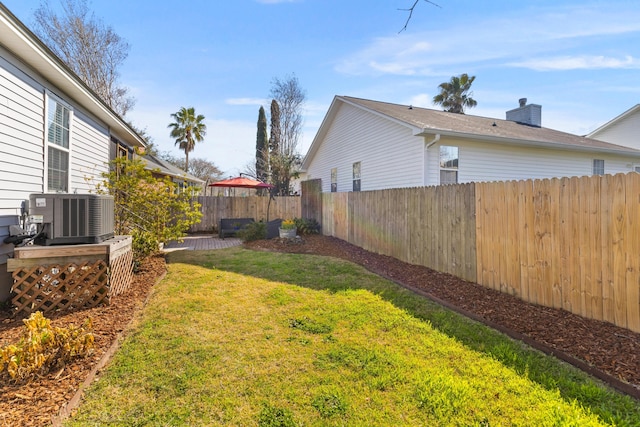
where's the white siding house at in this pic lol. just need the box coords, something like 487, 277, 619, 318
0, 5, 146, 300
587, 104, 640, 159
301, 96, 640, 193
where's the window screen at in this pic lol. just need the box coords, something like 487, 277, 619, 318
48, 146, 69, 192
331, 167, 337, 192
352, 162, 361, 192
439, 146, 459, 184
47, 97, 71, 192
593, 159, 604, 176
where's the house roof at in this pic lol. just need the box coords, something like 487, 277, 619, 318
302, 96, 640, 169
140, 154, 204, 185
587, 104, 640, 138
0, 4, 146, 148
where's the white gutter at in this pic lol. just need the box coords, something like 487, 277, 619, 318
415, 128, 640, 157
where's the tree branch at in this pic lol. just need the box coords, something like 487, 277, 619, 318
399, 0, 441, 33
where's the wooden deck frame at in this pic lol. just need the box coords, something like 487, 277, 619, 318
6, 236, 133, 315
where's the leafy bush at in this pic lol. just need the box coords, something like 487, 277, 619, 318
92, 156, 202, 263
237, 221, 267, 242
293, 218, 320, 235
0, 312, 94, 383
132, 228, 160, 262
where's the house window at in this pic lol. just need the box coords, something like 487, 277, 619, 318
593, 159, 604, 176
46, 96, 71, 192
439, 146, 458, 185
352, 162, 361, 192
111, 136, 132, 161
330, 168, 337, 192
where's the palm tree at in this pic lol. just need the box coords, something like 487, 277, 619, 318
432, 73, 477, 114
168, 107, 207, 172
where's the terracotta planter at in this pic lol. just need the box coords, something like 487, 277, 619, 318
279, 228, 296, 238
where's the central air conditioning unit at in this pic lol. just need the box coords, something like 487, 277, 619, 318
29, 193, 115, 245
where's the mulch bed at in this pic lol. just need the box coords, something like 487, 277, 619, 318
0, 254, 166, 427
0, 235, 638, 426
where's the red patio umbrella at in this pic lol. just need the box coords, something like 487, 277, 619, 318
209, 176, 274, 189
210, 176, 276, 222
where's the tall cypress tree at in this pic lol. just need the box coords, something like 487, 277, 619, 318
269, 99, 281, 156
269, 99, 284, 194
255, 106, 268, 184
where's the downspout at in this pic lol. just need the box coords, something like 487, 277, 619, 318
424, 133, 440, 185
425, 133, 441, 149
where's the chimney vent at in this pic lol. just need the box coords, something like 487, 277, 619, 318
519, 98, 527, 107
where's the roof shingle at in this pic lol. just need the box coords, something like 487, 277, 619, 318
341, 96, 640, 154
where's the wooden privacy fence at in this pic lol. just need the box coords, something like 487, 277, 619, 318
190, 196, 301, 233
321, 185, 477, 282
476, 173, 640, 333
317, 173, 640, 333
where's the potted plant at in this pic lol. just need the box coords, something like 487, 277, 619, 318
279, 219, 297, 238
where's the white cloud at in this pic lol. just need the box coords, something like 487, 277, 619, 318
334, 4, 640, 77
509, 55, 640, 71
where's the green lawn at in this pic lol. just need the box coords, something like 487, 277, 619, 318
66, 248, 640, 426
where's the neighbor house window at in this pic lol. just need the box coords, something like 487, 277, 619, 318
331, 168, 337, 192
352, 162, 361, 191
593, 159, 604, 176
46, 96, 71, 192
439, 146, 458, 185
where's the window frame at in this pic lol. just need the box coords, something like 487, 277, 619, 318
352, 162, 361, 192
439, 145, 459, 185
45, 92, 72, 193
111, 136, 133, 161
592, 159, 605, 176
330, 167, 337, 192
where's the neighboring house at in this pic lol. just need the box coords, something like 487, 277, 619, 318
301, 96, 640, 193
0, 5, 146, 299
140, 154, 205, 192
587, 104, 640, 165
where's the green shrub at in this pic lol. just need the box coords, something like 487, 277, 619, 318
0, 312, 94, 383
93, 156, 202, 262
132, 229, 160, 262
237, 221, 267, 242
293, 218, 320, 235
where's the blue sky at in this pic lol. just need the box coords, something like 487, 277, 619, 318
4, 0, 640, 176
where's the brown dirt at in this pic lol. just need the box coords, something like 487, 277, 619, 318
0, 235, 638, 426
